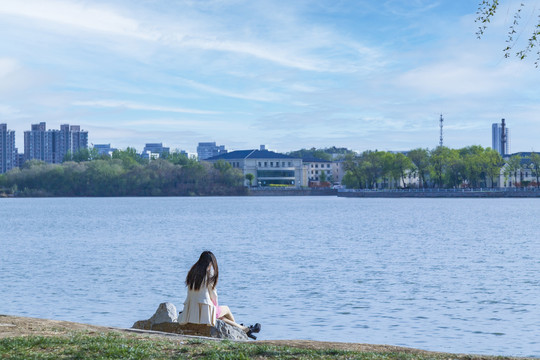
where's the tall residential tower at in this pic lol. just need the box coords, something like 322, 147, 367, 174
24, 122, 88, 164
492, 119, 510, 157
0, 123, 18, 174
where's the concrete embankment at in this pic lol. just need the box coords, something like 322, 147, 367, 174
338, 190, 540, 198
248, 188, 337, 196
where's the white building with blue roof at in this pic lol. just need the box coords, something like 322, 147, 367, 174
204, 146, 307, 187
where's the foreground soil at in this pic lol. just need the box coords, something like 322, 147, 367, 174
0, 315, 531, 359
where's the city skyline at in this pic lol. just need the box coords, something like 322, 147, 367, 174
1, 1, 540, 154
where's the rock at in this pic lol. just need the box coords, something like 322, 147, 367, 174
211, 319, 249, 341
131, 303, 249, 340
148, 303, 177, 325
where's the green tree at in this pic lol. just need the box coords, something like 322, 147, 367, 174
484, 148, 504, 188
342, 170, 360, 189
529, 152, 540, 188
407, 148, 430, 188
461, 145, 485, 188
391, 153, 414, 188
163, 150, 191, 166
429, 146, 451, 188
319, 169, 327, 183
505, 154, 523, 187
112, 147, 144, 168
245, 173, 254, 186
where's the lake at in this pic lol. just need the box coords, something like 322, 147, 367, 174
0, 197, 538, 357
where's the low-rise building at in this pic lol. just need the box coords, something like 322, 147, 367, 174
204, 146, 306, 187
302, 156, 333, 185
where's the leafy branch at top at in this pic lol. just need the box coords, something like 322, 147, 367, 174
476, 1, 540, 67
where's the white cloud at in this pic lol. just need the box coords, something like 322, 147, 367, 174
0, 0, 380, 73
0, 0, 157, 40
175, 77, 283, 102
0, 58, 20, 78
73, 100, 220, 115
0, 104, 23, 118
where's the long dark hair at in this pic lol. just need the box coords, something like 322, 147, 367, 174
185, 251, 219, 290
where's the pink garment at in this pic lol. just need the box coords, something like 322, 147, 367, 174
212, 298, 221, 318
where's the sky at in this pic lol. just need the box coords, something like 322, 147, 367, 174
1, 0, 539, 154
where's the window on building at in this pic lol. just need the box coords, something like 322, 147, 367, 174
311, 164, 313, 168
282, 162, 285, 167
315, 170, 319, 174
270, 162, 273, 167
288, 162, 292, 166
327, 164, 330, 168
276, 162, 280, 167
264, 162, 267, 167
258, 162, 261, 167
315, 164, 318, 168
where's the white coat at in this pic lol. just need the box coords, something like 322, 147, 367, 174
179, 281, 218, 326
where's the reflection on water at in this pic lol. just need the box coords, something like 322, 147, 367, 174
0, 197, 539, 357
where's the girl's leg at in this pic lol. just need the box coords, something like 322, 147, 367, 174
218, 306, 235, 322
218, 306, 248, 332
221, 318, 249, 332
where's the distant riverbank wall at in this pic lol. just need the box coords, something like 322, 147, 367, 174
337, 189, 540, 198
248, 188, 337, 196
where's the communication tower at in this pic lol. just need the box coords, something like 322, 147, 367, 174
439, 114, 444, 147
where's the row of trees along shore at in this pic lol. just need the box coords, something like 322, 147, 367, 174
0, 148, 245, 197
2, 145, 540, 196
342, 146, 540, 189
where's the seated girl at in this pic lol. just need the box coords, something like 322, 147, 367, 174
179, 251, 261, 339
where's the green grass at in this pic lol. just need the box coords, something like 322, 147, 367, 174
0, 332, 521, 360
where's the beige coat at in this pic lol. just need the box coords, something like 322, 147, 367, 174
179, 282, 218, 326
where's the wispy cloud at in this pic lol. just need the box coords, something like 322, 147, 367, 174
175, 77, 283, 102
0, 0, 156, 40
73, 100, 220, 115
0, 58, 20, 78
0, 0, 379, 73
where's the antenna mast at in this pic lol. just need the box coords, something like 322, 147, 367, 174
439, 114, 444, 147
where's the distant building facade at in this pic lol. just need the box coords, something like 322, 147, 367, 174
0, 123, 18, 174
93, 144, 117, 157
24, 122, 88, 164
197, 142, 227, 161
141, 143, 170, 160
204, 146, 306, 187
302, 157, 333, 185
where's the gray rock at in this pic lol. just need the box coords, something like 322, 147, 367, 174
148, 302, 177, 324
132, 303, 249, 340
211, 319, 249, 340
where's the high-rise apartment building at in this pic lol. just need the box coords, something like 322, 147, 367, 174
492, 121, 510, 157
197, 142, 227, 161
24, 122, 88, 164
0, 123, 18, 174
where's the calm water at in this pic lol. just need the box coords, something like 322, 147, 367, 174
0, 197, 538, 357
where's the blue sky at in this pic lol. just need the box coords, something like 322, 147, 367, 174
1, 0, 539, 154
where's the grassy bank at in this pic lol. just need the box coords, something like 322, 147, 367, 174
0, 332, 503, 360
0, 315, 531, 360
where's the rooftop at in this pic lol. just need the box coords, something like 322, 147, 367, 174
302, 156, 332, 163
205, 149, 299, 161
